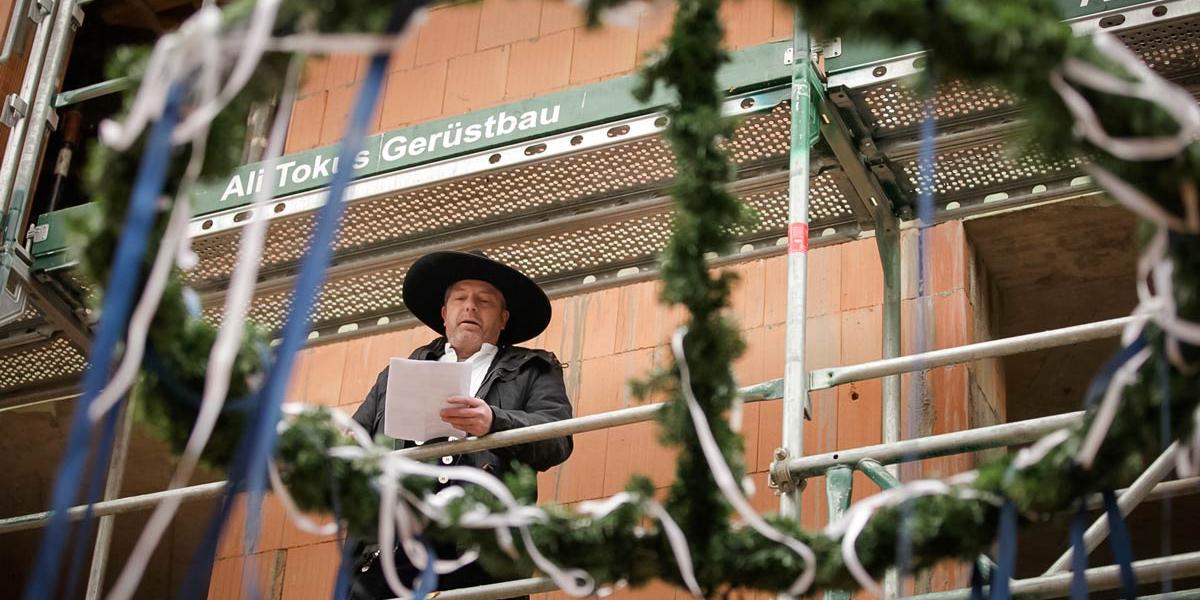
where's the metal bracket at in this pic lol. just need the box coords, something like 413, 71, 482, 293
2, 94, 28, 127
818, 89, 897, 227
816, 37, 842, 59
768, 447, 804, 495
70, 5, 83, 29
45, 107, 57, 131
27, 223, 48, 244
784, 37, 842, 65
34, 0, 53, 19
6, 245, 91, 349
0, 252, 30, 328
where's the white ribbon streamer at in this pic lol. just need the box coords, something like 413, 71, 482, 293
671, 327, 817, 596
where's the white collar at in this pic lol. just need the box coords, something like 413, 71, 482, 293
442, 342, 498, 363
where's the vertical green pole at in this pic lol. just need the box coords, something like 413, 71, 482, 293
824, 466, 854, 600
779, 5, 812, 523
875, 208, 903, 598
875, 211, 902, 452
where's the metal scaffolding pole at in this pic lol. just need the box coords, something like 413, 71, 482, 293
781, 411, 1083, 480
0, 481, 228, 535
824, 467, 854, 600
875, 215, 902, 455
0, 0, 78, 324
6, 0, 77, 228
905, 550, 1200, 600
875, 198, 903, 600
419, 577, 556, 600
1044, 441, 1180, 575
809, 315, 1140, 391
84, 396, 136, 600
1086, 476, 1200, 510
780, 5, 812, 523
0, 0, 55, 208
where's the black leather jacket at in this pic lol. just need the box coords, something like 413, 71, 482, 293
346, 338, 573, 599
351, 337, 574, 486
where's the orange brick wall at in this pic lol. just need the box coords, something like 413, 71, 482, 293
207, 221, 1005, 600
283, 0, 795, 153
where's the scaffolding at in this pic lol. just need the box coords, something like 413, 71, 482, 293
0, 0, 1198, 598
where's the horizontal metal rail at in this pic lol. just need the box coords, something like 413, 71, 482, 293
781, 411, 1083, 480
402, 378, 782, 462
0, 480, 228, 534
906, 550, 1200, 600
0, 379, 783, 534
414, 548, 1200, 600
1086, 475, 1200, 510
427, 577, 557, 600
809, 316, 1139, 391
53, 76, 131, 108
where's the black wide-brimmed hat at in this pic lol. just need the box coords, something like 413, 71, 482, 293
403, 251, 550, 345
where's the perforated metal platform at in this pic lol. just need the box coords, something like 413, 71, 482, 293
2, 1, 1198, 402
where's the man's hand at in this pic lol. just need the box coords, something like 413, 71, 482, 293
440, 396, 494, 437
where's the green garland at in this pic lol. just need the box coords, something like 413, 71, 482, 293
67, 0, 1200, 595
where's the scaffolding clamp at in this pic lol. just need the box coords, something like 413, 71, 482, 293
768, 447, 804, 495
2, 93, 27, 127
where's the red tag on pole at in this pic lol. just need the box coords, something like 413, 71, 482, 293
788, 222, 809, 254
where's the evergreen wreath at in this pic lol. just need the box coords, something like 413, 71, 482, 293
41, 0, 1200, 596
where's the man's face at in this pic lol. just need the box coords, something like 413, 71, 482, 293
441, 279, 509, 354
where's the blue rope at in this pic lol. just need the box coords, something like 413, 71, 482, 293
179, 3, 425, 597
25, 83, 186, 600
989, 500, 1017, 600
1103, 490, 1138, 599
1069, 503, 1089, 600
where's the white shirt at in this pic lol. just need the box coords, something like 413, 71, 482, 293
439, 342, 498, 397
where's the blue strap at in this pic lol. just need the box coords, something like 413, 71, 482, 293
411, 540, 440, 600
990, 500, 1017, 600
25, 83, 186, 600
1083, 335, 1147, 410
1069, 503, 1089, 600
62, 406, 123, 600
143, 343, 256, 413
180, 4, 424, 597
178, 433, 251, 600
331, 538, 355, 600
1157, 352, 1174, 596
1103, 491, 1138, 599
969, 559, 987, 600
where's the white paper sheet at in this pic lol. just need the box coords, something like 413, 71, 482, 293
384, 357, 470, 442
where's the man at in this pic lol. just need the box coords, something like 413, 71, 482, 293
348, 250, 574, 599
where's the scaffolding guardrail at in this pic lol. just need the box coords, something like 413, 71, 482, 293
414, 503, 1200, 600
809, 315, 1141, 391
778, 411, 1083, 480
0, 379, 785, 535
906, 550, 1200, 600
